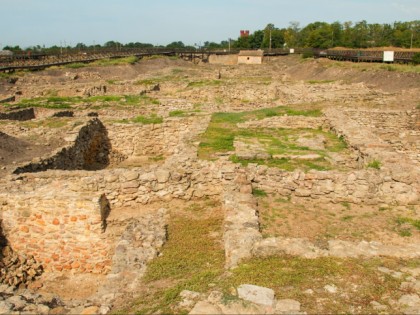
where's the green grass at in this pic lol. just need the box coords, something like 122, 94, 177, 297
341, 201, 351, 210
307, 80, 335, 84
169, 110, 187, 117
395, 217, 420, 237
124, 203, 224, 314
198, 107, 345, 172
21, 118, 70, 129
218, 256, 408, 314
367, 159, 381, 170
132, 114, 163, 124
396, 217, 420, 230
252, 188, 268, 197
92, 56, 138, 66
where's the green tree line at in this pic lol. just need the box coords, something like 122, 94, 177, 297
2, 20, 419, 53
230, 20, 419, 49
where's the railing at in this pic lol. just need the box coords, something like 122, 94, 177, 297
0, 48, 417, 72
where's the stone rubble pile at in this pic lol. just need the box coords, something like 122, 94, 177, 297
0, 285, 65, 315
0, 246, 43, 288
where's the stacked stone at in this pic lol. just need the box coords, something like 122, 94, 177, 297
0, 246, 43, 287
0, 285, 64, 314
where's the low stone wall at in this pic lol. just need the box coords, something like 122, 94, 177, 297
0, 188, 112, 274
325, 109, 420, 190
249, 166, 418, 205
107, 116, 210, 160
0, 108, 35, 121
237, 116, 328, 130
222, 169, 261, 268
14, 118, 110, 174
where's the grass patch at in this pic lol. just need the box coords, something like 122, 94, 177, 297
63, 62, 87, 69
149, 155, 165, 162
341, 215, 355, 221
307, 80, 335, 84
132, 114, 163, 124
125, 204, 224, 314
341, 201, 351, 210
252, 188, 268, 197
92, 56, 138, 66
367, 159, 381, 170
21, 118, 69, 129
106, 79, 119, 85
198, 107, 345, 172
169, 110, 187, 117
219, 256, 407, 314
187, 80, 222, 88
396, 217, 420, 230
395, 217, 420, 237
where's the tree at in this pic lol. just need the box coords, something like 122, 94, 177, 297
3, 45, 22, 52
166, 41, 185, 49
284, 21, 301, 47
352, 20, 369, 48
261, 24, 285, 49
249, 30, 264, 49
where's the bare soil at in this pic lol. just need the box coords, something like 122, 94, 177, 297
258, 194, 420, 246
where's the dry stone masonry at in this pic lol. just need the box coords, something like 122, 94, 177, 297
14, 118, 110, 174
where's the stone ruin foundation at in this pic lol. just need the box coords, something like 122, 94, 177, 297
0, 107, 418, 312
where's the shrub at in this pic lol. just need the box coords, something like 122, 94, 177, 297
412, 53, 420, 65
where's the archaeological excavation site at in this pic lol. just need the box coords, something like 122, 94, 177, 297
0, 54, 419, 314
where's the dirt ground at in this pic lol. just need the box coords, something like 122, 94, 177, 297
258, 193, 420, 246
0, 55, 419, 314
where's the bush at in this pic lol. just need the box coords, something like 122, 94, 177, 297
302, 50, 314, 59
412, 53, 420, 65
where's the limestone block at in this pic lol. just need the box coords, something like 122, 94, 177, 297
155, 169, 171, 183
237, 284, 275, 307
275, 299, 301, 313
189, 301, 222, 314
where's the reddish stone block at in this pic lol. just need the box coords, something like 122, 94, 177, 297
36, 219, 46, 226
71, 261, 80, 269
70, 216, 78, 222
79, 215, 87, 220
19, 226, 29, 233
52, 218, 60, 225
63, 264, 72, 270
55, 265, 63, 271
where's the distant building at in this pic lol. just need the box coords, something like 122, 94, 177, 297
240, 30, 250, 38
238, 50, 264, 65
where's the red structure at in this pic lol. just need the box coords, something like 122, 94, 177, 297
240, 30, 250, 38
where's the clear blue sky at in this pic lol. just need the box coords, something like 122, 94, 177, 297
1, 0, 419, 48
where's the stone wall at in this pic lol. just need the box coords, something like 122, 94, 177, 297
0, 158, 238, 274
248, 165, 418, 205
107, 116, 210, 160
14, 118, 110, 174
325, 109, 420, 190
0, 108, 35, 121
0, 187, 112, 274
